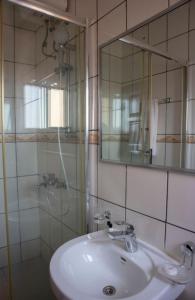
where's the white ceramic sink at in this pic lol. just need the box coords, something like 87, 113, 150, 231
50, 231, 185, 300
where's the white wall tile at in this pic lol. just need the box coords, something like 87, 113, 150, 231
40, 240, 52, 263
0, 214, 7, 248
98, 0, 124, 19
3, 1, 14, 26
168, 3, 189, 38
158, 103, 166, 134
76, 0, 97, 23
152, 73, 166, 100
98, 3, 126, 45
16, 98, 41, 133
98, 162, 126, 206
15, 63, 36, 100
167, 33, 188, 70
7, 178, 18, 212
167, 69, 183, 102
151, 42, 167, 75
185, 144, 195, 169
61, 189, 82, 233
4, 62, 14, 98
187, 100, 195, 134
166, 102, 182, 134
149, 15, 167, 45
61, 224, 77, 244
4, 98, 15, 133
152, 142, 166, 166
167, 173, 195, 232
40, 209, 50, 246
166, 224, 195, 300
165, 143, 181, 168
15, 28, 35, 65
189, 30, 195, 64
5, 143, 17, 178
0, 247, 8, 268
0, 244, 20, 268
21, 239, 40, 261
127, 0, 168, 30
8, 212, 20, 245
49, 217, 62, 250
126, 167, 167, 220
4, 25, 14, 61
20, 208, 40, 241
18, 175, 39, 209
190, 0, 195, 30
126, 210, 165, 249
60, 143, 77, 188
16, 142, 38, 176
110, 56, 122, 83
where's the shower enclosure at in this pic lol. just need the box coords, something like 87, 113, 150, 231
0, 0, 88, 299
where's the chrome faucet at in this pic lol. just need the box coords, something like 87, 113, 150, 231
107, 221, 138, 253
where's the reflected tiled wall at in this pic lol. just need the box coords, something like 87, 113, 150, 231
88, 0, 195, 299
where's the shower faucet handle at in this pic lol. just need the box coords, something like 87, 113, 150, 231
180, 241, 195, 268
181, 241, 195, 255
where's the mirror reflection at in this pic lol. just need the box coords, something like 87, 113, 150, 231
100, 32, 189, 170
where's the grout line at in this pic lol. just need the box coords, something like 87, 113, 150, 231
98, 197, 195, 235
166, 222, 195, 234
97, 0, 126, 23
39, 206, 81, 236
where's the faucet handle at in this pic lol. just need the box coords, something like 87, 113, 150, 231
114, 221, 134, 233
180, 241, 195, 268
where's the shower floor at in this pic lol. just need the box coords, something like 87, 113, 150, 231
0, 257, 56, 300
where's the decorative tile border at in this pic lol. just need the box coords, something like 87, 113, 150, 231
0, 132, 195, 145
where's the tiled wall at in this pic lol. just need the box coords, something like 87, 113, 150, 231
87, 0, 195, 299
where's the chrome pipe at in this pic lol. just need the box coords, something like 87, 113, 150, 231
85, 18, 90, 233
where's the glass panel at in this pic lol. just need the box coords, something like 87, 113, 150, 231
101, 40, 151, 164
0, 1, 86, 299
100, 34, 185, 169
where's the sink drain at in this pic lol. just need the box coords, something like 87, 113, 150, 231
103, 286, 116, 296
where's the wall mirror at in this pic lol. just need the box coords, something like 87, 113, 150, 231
99, 27, 194, 171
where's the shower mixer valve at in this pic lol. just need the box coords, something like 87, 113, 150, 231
37, 173, 67, 189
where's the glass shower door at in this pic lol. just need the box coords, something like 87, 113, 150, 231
0, 1, 87, 299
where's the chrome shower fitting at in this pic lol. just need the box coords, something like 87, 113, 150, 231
180, 241, 195, 269
94, 210, 112, 227
37, 174, 67, 189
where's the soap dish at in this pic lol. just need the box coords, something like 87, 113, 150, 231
157, 263, 192, 285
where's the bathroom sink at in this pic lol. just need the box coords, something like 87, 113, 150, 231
50, 231, 185, 300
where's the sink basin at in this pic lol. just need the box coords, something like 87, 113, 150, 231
50, 231, 185, 300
